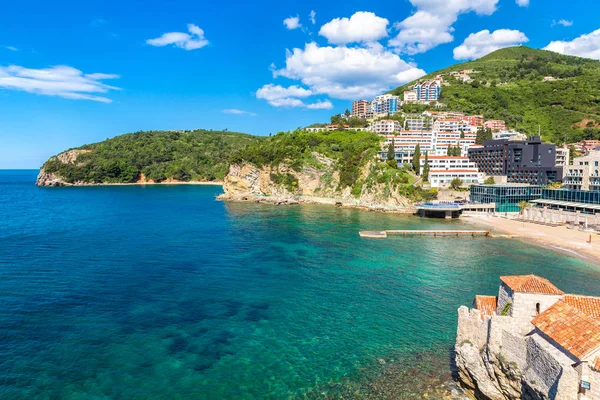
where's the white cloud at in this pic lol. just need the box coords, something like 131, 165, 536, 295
146, 24, 209, 50
552, 19, 573, 27
256, 84, 312, 107
545, 29, 600, 60
515, 0, 529, 7
222, 109, 257, 116
453, 29, 529, 60
255, 84, 332, 109
389, 0, 499, 54
309, 10, 316, 25
270, 42, 425, 100
306, 100, 333, 109
4, 46, 17, 51
319, 12, 389, 45
283, 16, 301, 30
0, 65, 120, 103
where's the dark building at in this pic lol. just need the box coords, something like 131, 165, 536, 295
468, 136, 562, 185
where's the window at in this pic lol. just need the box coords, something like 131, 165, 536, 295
536, 303, 540, 315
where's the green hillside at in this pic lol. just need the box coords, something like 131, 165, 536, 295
391, 46, 600, 144
41, 130, 261, 184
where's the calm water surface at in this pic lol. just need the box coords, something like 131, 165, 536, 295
1, 170, 599, 399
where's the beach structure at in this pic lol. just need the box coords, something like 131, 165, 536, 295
457, 275, 600, 400
415, 202, 462, 218
470, 184, 600, 216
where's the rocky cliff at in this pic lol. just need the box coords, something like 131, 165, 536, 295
217, 152, 417, 212
36, 149, 91, 186
455, 306, 581, 400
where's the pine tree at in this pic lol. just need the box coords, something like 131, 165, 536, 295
387, 139, 395, 161
484, 127, 493, 142
412, 144, 421, 175
423, 151, 430, 182
475, 127, 485, 144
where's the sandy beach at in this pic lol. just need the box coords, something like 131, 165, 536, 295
465, 214, 600, 264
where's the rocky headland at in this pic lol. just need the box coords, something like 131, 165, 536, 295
217, 153, 418, 213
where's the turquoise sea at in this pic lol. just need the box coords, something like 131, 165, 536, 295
1, 169, 599, 399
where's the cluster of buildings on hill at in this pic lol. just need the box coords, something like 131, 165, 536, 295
305, 76, 600, 217
457, 274, 600, 400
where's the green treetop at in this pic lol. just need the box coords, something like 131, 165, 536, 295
412, 144, 421, 175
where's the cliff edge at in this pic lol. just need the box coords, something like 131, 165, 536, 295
217, 152, 420, 212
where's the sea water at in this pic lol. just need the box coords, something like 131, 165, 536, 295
1, 170, 599, 399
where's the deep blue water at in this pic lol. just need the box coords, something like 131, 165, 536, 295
1, 169, 599, 399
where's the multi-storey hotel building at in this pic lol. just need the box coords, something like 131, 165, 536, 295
563, 152, 600, 191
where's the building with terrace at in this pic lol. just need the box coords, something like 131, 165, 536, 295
564, 152, 600, 191
456, 275, 600, 400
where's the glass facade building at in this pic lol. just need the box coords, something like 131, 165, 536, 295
470, 185, 542, 212
470, 185, 600, 213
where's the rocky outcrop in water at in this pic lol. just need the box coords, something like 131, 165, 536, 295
217, 153, 416, 212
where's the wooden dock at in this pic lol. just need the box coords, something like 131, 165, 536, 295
359, 230, 490, 239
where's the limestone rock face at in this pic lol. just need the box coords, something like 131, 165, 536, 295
36, 149, 91, 187
455, 342, 523, 400
218, 153, 415, 211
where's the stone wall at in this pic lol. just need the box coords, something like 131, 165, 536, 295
455, 305, 585, 400
511, 293, 564, 335
523, 333, 579, 399
497, 283, 513, 316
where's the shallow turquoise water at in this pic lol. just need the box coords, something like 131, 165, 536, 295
1, 170, 599, 399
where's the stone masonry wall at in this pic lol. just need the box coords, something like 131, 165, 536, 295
456, 305, 586, 400
523, 333, 579, 399
511, 293, 564, 335
497, 283, 513, 316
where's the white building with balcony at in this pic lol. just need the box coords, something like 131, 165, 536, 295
563, 152, 600, 191
370, 119, 401, 134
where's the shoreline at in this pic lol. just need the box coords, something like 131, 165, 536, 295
464, 214, 600, 265
39, 181, 224, 187
217, 193, 417, 214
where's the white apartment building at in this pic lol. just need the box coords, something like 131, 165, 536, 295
563, 152, 600, 191
492, 130, 527, 141
404, 118, 433, 131
433, 118, 473, 133
420, 156, 483, 187
370, 119, 401, 134
555, 145, 570, 168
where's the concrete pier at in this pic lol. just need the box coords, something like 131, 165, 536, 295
359, 230, 490, 238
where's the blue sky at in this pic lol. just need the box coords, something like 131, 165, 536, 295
1, 0, 600, 168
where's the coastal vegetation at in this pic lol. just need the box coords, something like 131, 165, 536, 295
392, 46, 600, 144
228, 129, 437, 202
40, 130, 260, 184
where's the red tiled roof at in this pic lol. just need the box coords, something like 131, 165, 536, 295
500, 275, 564, 295
563, 295, 600, 319
532, 300, 600, 359
474, 295, 497, 319
593, 357, 600, 371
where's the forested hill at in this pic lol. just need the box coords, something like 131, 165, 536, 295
392, 46, 600, 144
37, 130, 261, 185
